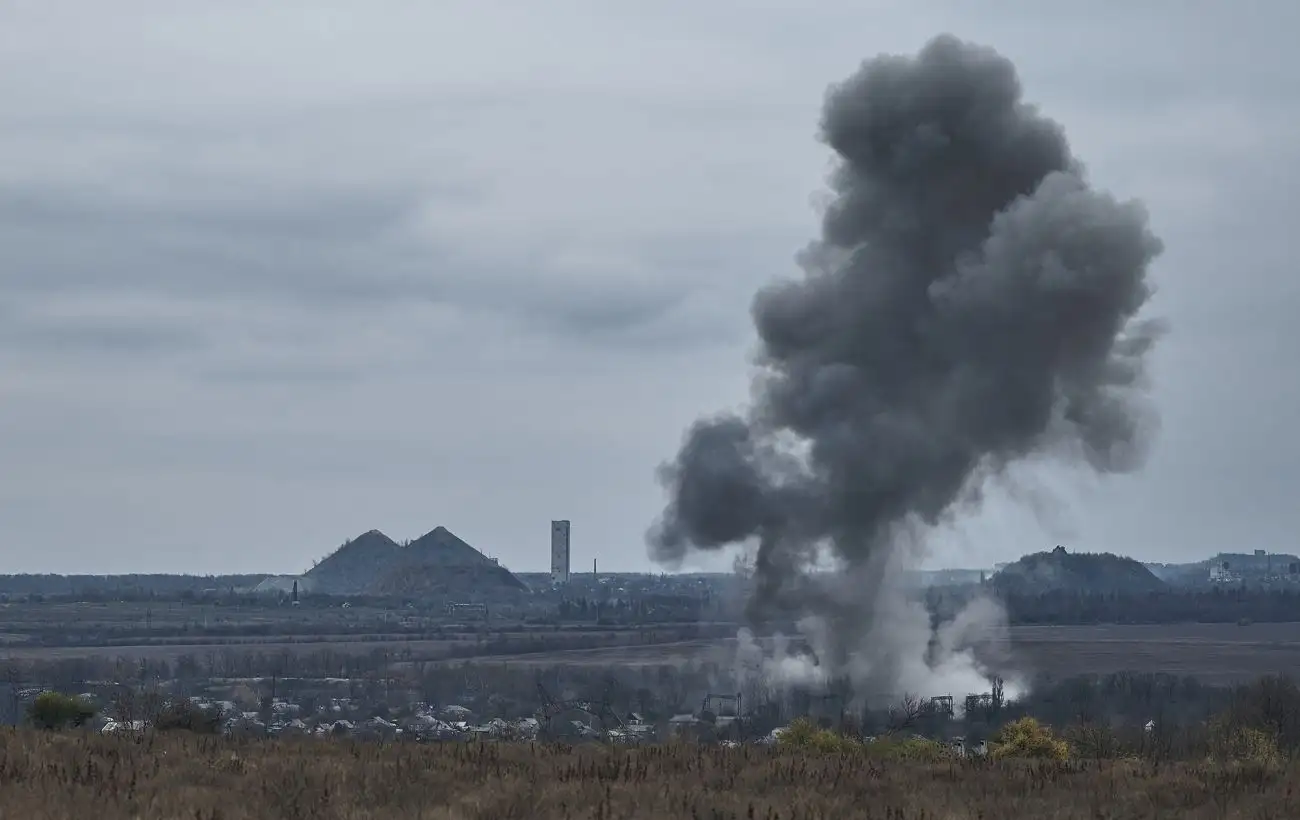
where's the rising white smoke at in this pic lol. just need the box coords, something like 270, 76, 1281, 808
732, 546, 1026, 705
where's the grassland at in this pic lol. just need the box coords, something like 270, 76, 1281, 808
4, 618, 1300, 686
458, 622, 1300, 687
0, 596, 723, 663
0, 729, 1293, 819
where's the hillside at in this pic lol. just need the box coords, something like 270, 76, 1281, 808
304, 530, 402, 595
305, 526, 526, 598
403, 526, 504, 569
369, 562, 528, 598
367, 526, 527, 597
992, 546, 1166, 595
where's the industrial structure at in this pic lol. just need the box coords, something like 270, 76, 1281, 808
533, 678, 627, 741
445, 602, 489, 620
550, 520, 571, 585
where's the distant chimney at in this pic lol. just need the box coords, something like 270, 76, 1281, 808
292, 580, 298, 603
593, 558, 597, 577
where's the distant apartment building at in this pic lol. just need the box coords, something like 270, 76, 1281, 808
1208, 551, 1300, 583
1209, 563, 1242, 584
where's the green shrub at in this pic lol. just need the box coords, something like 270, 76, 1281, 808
778, 718, 958, 760
991, 717, 1069, 761
776, 717, 817, 747
777, 717, 862, 753
27, 691, 95, 730
865, 735, 953, 762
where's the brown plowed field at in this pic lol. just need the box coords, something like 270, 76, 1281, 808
454, 622, 1300, 686
3, 623, 1297, 686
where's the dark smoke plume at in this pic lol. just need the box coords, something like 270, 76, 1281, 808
650, 35, 1164, 698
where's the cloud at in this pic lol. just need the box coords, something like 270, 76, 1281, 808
0, 0, 1298, 575
1, 93, 786, 366
1, 320, 203, 358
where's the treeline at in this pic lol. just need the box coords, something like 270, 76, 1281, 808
0, 574, 268, 597
556, 594, 713, 624
954, 673, 1300, 761
782, 676, 1300, 766
19, 653, 1300, 766
7, 639, 1296, 746
11, 574, 1300, 628
768, 672, 1300, 760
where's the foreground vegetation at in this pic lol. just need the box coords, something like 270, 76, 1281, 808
0, 729, 1294, 819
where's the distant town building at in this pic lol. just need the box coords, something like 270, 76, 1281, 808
551, 520, 571, 585
1209, 563, 1242, 584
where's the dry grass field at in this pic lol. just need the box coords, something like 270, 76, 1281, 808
1010, 623, 1300, 686
4, 622, 1300, 687
0, 638, 466, 662
0, 628, 700, 663
0, 730, 1294, 819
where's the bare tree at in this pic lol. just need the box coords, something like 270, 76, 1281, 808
886, 693, 924, 734
111, 685, 163, 727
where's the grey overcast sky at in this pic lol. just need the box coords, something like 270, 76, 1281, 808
2, 1, 1297, 575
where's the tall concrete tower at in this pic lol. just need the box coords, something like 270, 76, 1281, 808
550, 520, 571, 585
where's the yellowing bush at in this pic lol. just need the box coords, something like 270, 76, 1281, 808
776, 718, 862, 754
778, 719, 956, 761
865, 735, 952, 762
775, 717, 817, 747
991, 717, 1069, 761
1207, 715, 1281, 766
